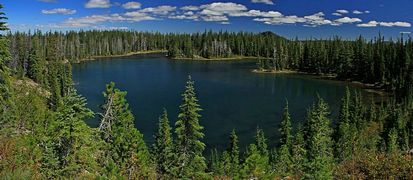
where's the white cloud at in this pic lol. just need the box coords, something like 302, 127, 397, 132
181, 6, 200, 11
336, 9, 349, 14
122, 2, 141, 9
200, 2, 247, 16
353, 10, 363, 14
357, 21, 378, 27
139, 5, 176, 15
332, 12, 342, 16
92, 26, 129, 30
357, 21, 411, 27
202, 15, 229, 22
304, 12, 333, 26
251, 0, 274, 5
61, 12, 157, 28
123, 11, 157, 21
254, 15, 306, 25
42, 8, 76, 15
85, 0, 111, 8
64, 14, 125, 27
364, 10, 370, 14
379, 21, 411, 27
335, 17, 362, 24
220, 21, 230, 25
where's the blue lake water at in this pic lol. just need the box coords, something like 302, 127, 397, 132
72, 54, 371, 151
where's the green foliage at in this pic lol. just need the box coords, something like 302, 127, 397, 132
304, 96, 334, 179
279, 101, 293, 147
228, 129, 240, 178
152, 109, 174, 177
52, 89, 99, 177
240, 144, 270, 179
99, 82, 154, 179
173, 76, 207, 178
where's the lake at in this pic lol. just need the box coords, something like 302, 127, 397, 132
72, 53, 372, 151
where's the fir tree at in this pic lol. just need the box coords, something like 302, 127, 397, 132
291, 125, 307, 177
99, 82, 154, 179
275, 101, 293, 177
173, 76, 207, 178
255, 128, 269, 157
279, 101, 293, 147
229, 129, 240, 179
304, 96, 334, 179
53, 89, 98, 177
335, 87, 356, 161
152, 109, 174, 177
240, 144, 270, 179
0, 4, 12, 128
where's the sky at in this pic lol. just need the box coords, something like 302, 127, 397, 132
2, 0, 413, 39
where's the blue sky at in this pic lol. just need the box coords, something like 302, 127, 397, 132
3, 0, 413, 39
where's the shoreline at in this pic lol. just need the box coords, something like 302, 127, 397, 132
171, 55, 268, 61
75, 50, 168, 63
252, 69, 390, 97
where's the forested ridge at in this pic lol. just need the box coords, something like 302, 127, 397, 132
1, 4, 413, 179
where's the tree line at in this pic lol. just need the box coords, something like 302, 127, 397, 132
1, 4, 412, 179
7, 30, 413, 100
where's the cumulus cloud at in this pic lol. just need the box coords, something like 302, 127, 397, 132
181, 6, 200, 11
357, 21, 378, 27
379, 21, 411, 27
85, 0, 111, 8
335, 17, 362, 24
62, 12, 157, 28
353, 10, 363, 14
139, 5, 177, 15
357, 21, 411, 27
199, 2, 248, 16
332, 12, 342, 16
202, 15, 229, 22
254, 15, 305, 25
353, 10, 370, 15
169, 11, 199, 20
336, 9, 349, 14
122, 2, 141, 9
304, 12, 333, 26
251, 0, 274, 5
42, 8, 76, 15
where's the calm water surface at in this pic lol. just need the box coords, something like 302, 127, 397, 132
73, 54, 370, 151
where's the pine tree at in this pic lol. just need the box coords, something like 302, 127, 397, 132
304, 96, 334, 179
255, 128, 269, 157
99, 82, 154, 179
291, 126, 307, 177
335, 87, 355, 161
53, 89, 99, 177
275, 101, 293, 177
152, 109, 174, 177
229, 129, 240, 179
240, 144, 270, 179
27, 48, 45, 84
0, 4, 13, 128
173, 76, 207, 178
279, 100, 293, 147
